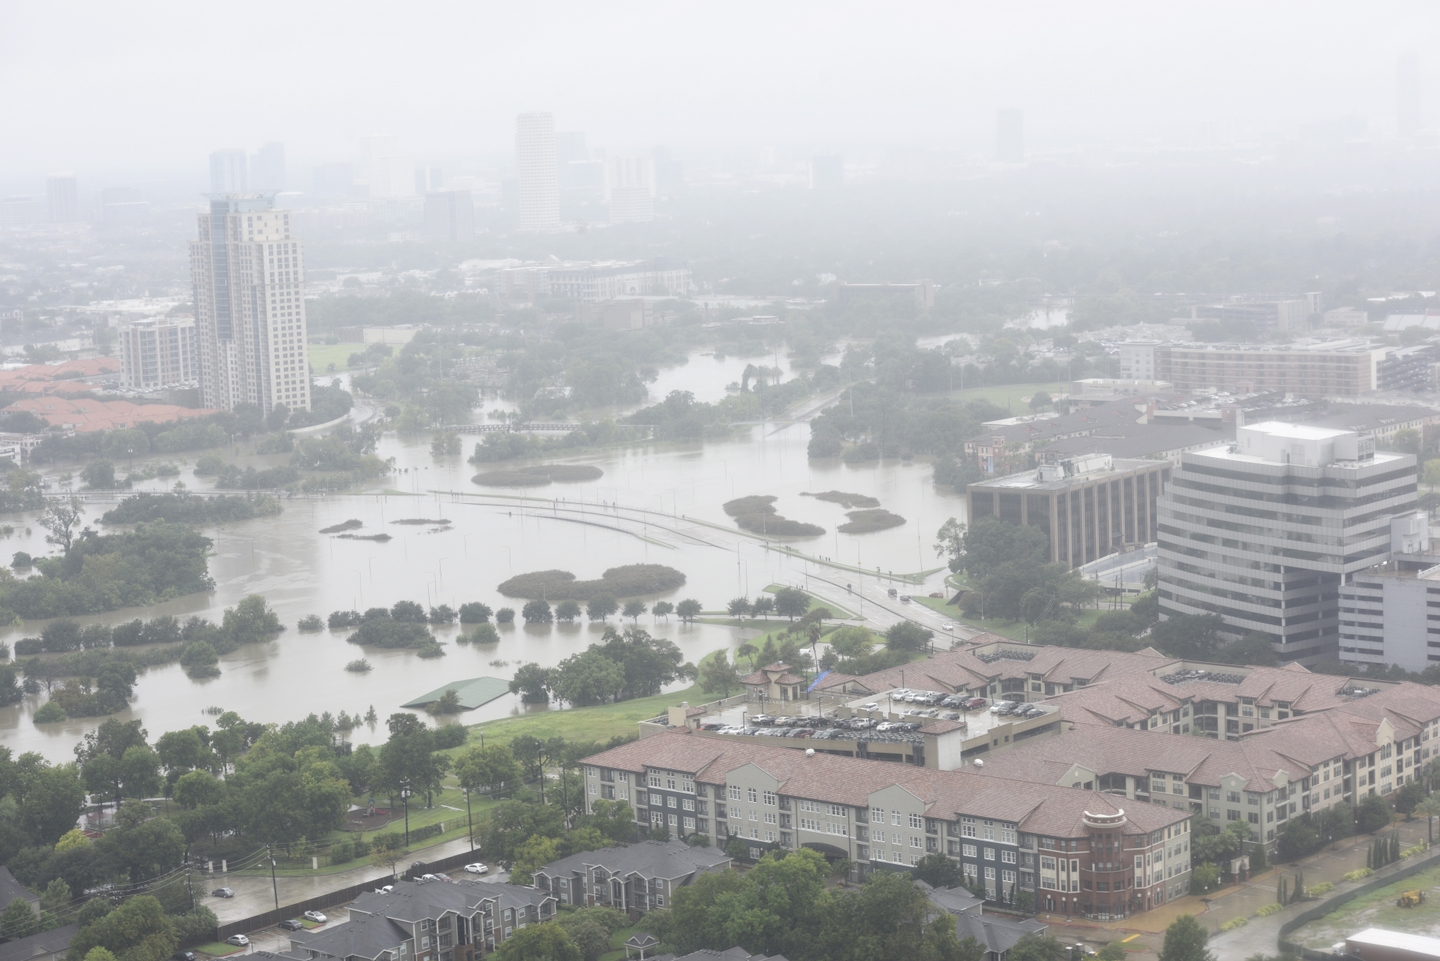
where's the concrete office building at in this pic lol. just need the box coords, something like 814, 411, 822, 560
424, 190, 474, 241
250, 142, 286, 192
515, 112, 559, 230
967, 454, 1171, 568
117, 317, 198, 389
188, 193, 311, 412
997, 109, 1024, 162
209, 149, 248, 193
46, 174, 78, 223
1337, 512, 1440, 672
1157, 422, 1419, 664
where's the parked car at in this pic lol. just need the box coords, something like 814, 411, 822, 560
464, 862, 488, 874
174, 952, 197, 961
989, 701, 1013, 714
278, 920, 304, 932
225, 936, 250, 947
942, 712, 961, 721
375, 885, 394, 894
212, 887, 235, 898
304, 911, 328, 924
964, 697, 987, 710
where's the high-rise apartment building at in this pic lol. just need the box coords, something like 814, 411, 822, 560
46, 174, 78, 223
516, 112, 559, 230
251, 142, 286, 192
117, 317, 198, 388
209, 149, 248, 193
997, 108, 1024, 162
188, 194, 311, 412
1157, 422, 1418, 664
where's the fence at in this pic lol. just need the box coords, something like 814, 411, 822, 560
212, 849, 486, 941
1274, 845, 1440, 959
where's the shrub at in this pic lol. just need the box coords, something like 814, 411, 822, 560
458, 602, 492, 623
496, 608, 515, 624
1219, 918, 1247, 932
1308, 882, 1334, 896
297, 615, 324, 632
33, 701, 66, 723
352, 836, 370, 858
11, 552, 32, 569
1342, 868, 1372, 882
1401, 844, 1428, 859
347, 620, 435, 649
345, 658, 373, 672
328, 610, 361, 629
1254, 903, 1282, 917
329, 840, 354, 865
433, 724, 466, 749
468, 624, 500, 644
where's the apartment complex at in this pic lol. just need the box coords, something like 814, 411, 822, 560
188, 193, 311, 412
289, 879, 554, 961
1120, 340, 1383, 396
533, 839, 730, 914
116, 316, 198, 389
1157, 422, 1418, 664
972, 679, 1440, 842
515, 112, 559, 230
581, 730, 1193, 920
966, 454, 1170, 568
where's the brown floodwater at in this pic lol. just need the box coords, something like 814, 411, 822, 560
0, 349, 969, 760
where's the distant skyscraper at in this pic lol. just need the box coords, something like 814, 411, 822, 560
996, 108, 1024, 162
516, 112, 560, 230
46, 173, 78, 223
424, 190, 475, 241
358, 136, 411, 198
251, 142, 287, 191
607, 157, 654, 223
189, 194, 310, 413
809, 156, 843, 189
415, 167, 444, 195
209, 149, 248, 193
1398, 53, 1421, 139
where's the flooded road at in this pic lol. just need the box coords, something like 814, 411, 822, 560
0, 350, 969, 760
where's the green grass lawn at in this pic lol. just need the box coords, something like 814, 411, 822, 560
598, 923, 646, 961
308, 343, 360, 374
913, 594, 1128, 642
945, 381, 1071, 414
197, 943, 245, 957
454, 648, 730, 751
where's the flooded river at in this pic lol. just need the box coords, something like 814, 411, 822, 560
0, 348, 969, 760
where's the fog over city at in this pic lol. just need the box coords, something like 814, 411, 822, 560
7, 6, 1440, 961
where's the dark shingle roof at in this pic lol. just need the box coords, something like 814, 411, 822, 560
290, 912, 409, 961
0, 923, 76, 961
539, 839, 731, 881
0, 867, 39, 909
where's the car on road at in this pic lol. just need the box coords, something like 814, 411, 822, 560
303, 911, 327, 923
887, 588, 897, 597
941, 622, 954, 633
464, 862, 488, 874
225, 936, 250, 947
278, 920, 304, 932
212, 887, 234, 898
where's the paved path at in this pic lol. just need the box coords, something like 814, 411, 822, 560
206, 835, 485, 926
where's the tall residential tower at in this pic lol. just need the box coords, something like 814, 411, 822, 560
189, 194, 311, 412
516, 112, 559, 230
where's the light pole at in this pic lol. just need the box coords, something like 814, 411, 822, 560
401, 779, 412, 847
464, 788, 474, 852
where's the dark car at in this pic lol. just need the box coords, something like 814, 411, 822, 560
174, 952, 196, 961
279, 920, 304, 932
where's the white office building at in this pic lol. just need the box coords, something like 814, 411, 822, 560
516, 112, 559, 230
1157, 421, 1419, 665
188, 194, 311, 412
1338, 512, 1440, 672
117, 316, 198, 389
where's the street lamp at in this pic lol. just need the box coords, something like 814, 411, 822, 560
401, 778, 412, 847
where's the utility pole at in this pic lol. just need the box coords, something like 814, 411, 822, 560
268, 844, 279, 910
401, 779, 412, 847
464, 788, 474, 852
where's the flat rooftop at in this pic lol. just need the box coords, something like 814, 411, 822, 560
972, 457, 1160, 492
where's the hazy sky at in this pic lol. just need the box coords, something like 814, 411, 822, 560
3, 0, 1438, 183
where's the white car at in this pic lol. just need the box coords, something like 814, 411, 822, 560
303, 911, 327, 924
941, 622, 954, 633
464, 863, 488, 875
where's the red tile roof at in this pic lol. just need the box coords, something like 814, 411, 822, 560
10, 396, 218, 432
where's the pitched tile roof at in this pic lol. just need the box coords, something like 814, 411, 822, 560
538, 839, 731, 881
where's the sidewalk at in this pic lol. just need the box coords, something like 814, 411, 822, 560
206, 836, 483, 925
